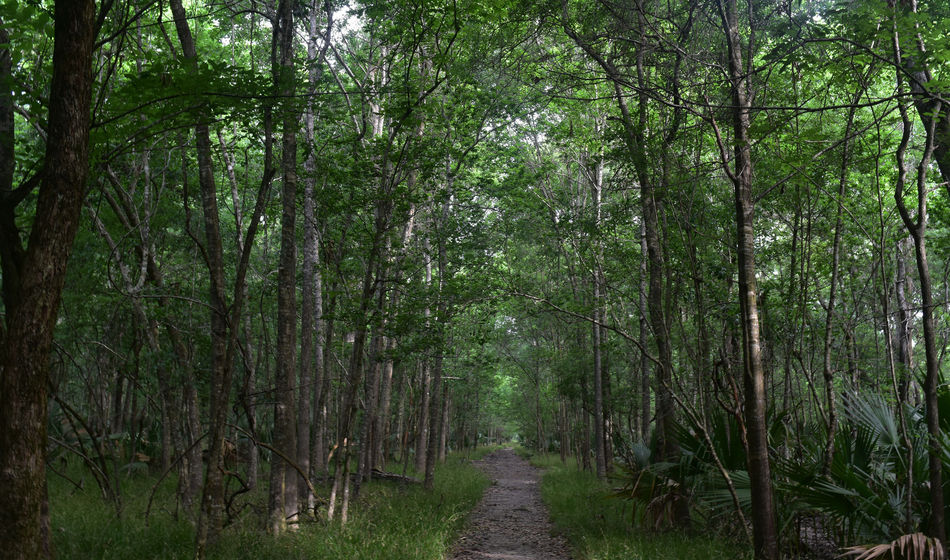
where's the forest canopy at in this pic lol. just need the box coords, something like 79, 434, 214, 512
1, 0, 950, 559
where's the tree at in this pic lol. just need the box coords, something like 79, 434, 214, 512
713, 0, 778, 556
168, 0, 275, 553
270, 0, 300, 534
0, 2, 96, 557
890, 1, 945, 543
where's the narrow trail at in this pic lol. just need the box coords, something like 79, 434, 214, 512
449, 448, 573, 560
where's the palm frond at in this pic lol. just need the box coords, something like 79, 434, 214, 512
840, 532, 944, 560
846, 392, 900, 451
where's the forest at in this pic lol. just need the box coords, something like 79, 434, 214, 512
1, 0, 949, 559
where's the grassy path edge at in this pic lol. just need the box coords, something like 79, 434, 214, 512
51, 450, 493, 560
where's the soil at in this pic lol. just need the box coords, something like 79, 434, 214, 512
449, 448, 573, 560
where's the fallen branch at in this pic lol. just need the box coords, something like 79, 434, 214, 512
312, 468, 421, 485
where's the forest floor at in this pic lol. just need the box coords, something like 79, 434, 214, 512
448, 448, 573, 560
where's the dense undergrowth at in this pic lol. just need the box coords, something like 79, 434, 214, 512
50, 448, 494, 559
522, 388, 950, 560
527, 452, 752, 560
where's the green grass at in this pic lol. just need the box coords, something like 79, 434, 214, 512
529, 453, 752, 560
50, 454, 489, 559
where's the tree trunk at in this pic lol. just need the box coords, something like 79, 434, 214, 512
895, 236, 915, 401
375, 337, 397, 467
638, 224, 651, 440
0, 3, 95, 557
821, 96, 860, 474
373, 211, 417, 469
300, 149, 318, 512
269, 0, 300, 534
424, 192, 454, 488
589, 152, 607, 478
424, 346, 444, 490
415, 248, 434, 473
304, 0, 331, 483
717, 0, 779, 557
892, 28, 945, 539
439, 386, 450, 462
169, 0, 274, 552
357, 330, 384, 488
269, 0, 299, 534
332, 173, 389, 521
393, 369, 409, 463
218, 125, 261, 493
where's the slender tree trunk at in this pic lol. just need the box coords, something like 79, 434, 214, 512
269, 0, 299, 534
892, 27, 945, 539
393, 369, 409, 463
876, 136, 916, 530
581, 393, 592, 472
300, 165, 317, 510
0, 3, 95, 557
375, 337, 397, 467
591, 155, 607, 479
821, 96, 860, 474
903, 139, 945, 548
331, 182, 389, 521
602, 337, 613, 475
638, 224, 651, 440
425, 200, 452, 489
424, 346, 444, 489
439, 386, 450, 461
218, 129, 261, 491
357, 329, 384, 487
415, 250, 434, 474
304, 0, 331, 483
895, 236, 915, 401
559, 399, 569, 463
716, 0, 778, 556
373, 211, 416, 469
178, 353, 203, 513
170, 1, 275, 551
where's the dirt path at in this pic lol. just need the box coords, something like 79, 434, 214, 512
449, 448, 573, 560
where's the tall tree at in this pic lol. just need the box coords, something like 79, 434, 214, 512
559, 0, 683, 479
303, 0, 332, 504
270, 0, 300, 533
891, 3, 945, 543
0, 2, 96, 558
714, 0, 778, 556
168, 1, 276, 553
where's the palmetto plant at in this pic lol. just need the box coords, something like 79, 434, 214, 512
612, 389, 950, 553
841, 532, 944, 560
609, 440, 689, 529
611, 413, 753, 533
777, 391, 929, 544
610, 458, 688, 530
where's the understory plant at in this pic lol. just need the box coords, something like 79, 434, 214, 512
608, 389, 950, 555
537, 456, 750, 560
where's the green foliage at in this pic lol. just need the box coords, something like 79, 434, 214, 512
776, 392, 927, 543
16, 0, 950, 556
